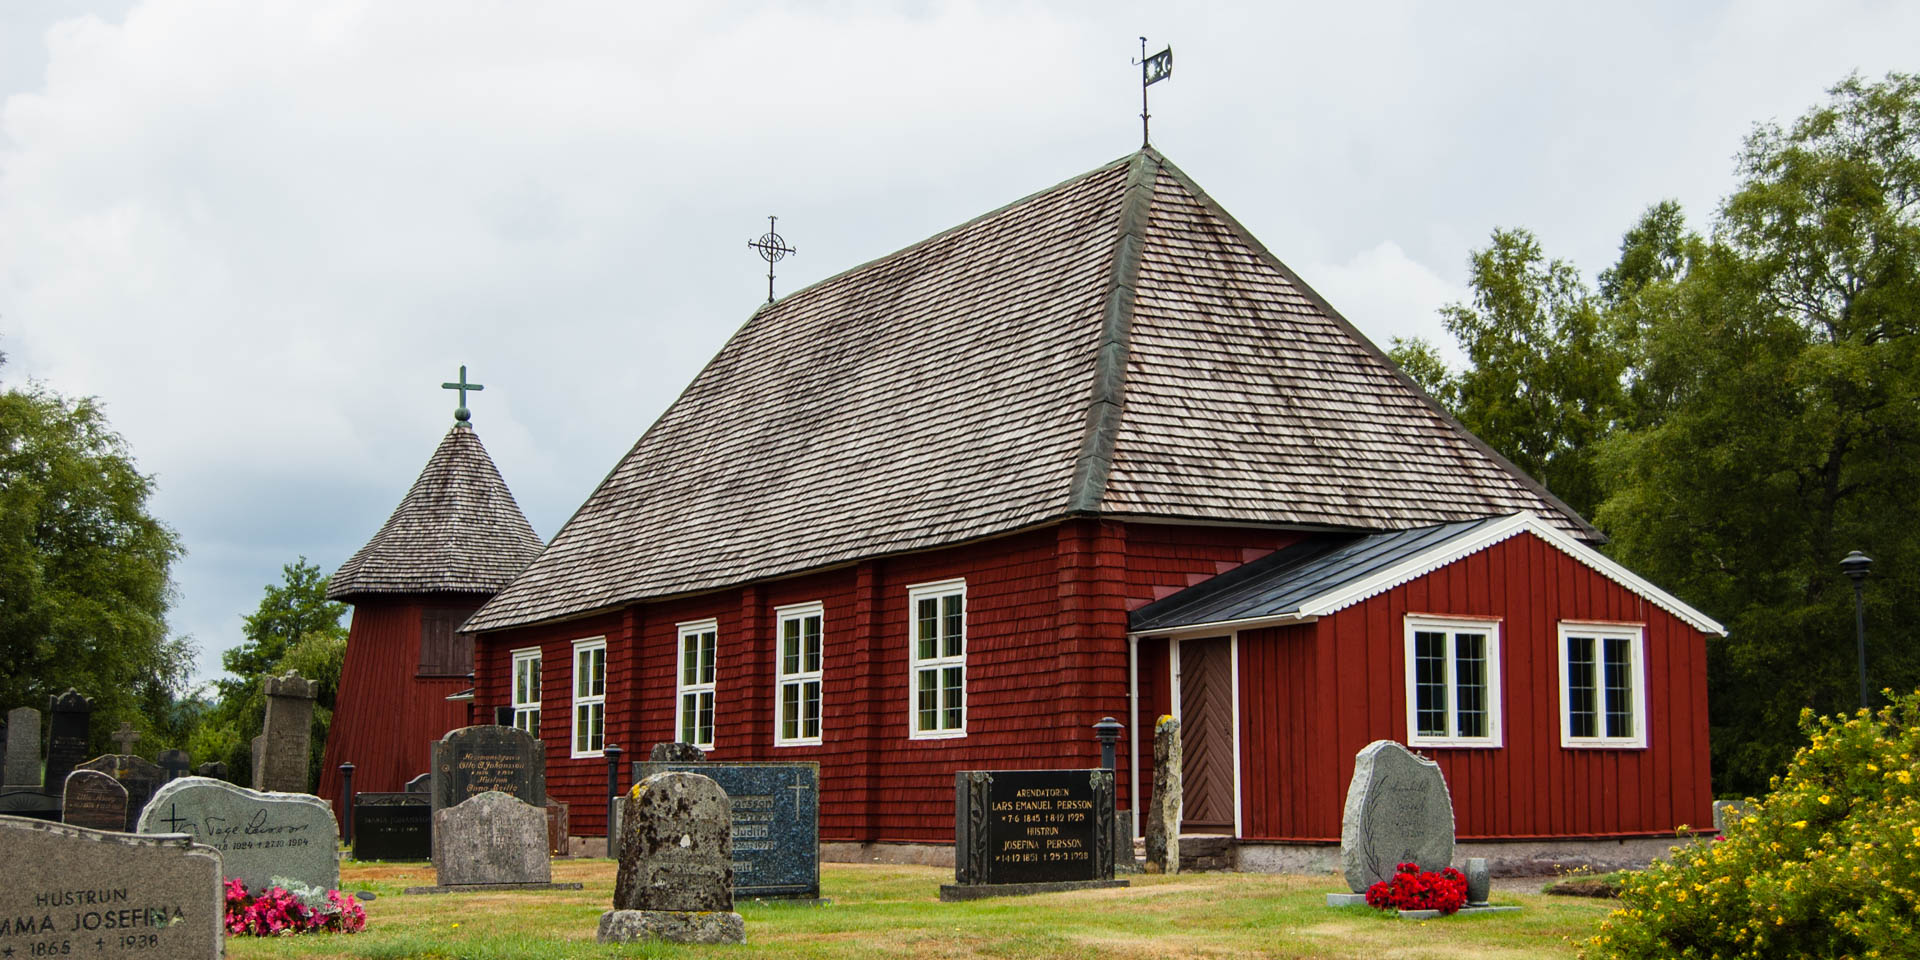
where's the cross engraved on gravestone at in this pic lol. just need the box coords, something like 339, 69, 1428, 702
136, 776, 340, 904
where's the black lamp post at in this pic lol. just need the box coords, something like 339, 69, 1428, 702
1841, 550, 1873, 710
338, 762, 355, 847
1093, 717, 1124, 772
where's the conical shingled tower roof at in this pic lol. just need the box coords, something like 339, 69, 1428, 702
466, 148, 1591, 633
328, 423, 544, 600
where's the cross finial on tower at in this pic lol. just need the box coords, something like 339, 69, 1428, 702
748, 216, 796, 304
442, 364, 485, 425
1135, 38, 1173, 148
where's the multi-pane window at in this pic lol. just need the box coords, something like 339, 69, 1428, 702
908, 580, 966, 739
677, 620, 717, 749
570, 639, 605, 757
1560, 623, 1646, 747
775, 603, 824, 746
511, 648, 541, 737
1403, 616, 1501, 747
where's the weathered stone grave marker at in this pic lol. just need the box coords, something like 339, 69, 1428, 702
648, 741, 707, 762
0, 815, 223, 960
1328, 740, 1455, 906
111, 722, 140, 755
429, 725, 544, 861
76, 755, 163, 831
194, 761, 228, 781
402, 790, 581, 894
137, 776, 338, 903
634, 760, 820, 900
258, 674, 316, 793
44, 690, 95, 793
599, 771, 745, 945
941, 768, 1126, 901
62, 769, 130, 831
1145, 715, 1181, 874
5, 706, 43, 787
157, 749, 191, 783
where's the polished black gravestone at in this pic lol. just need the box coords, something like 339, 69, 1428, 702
634, 760, 820, 901
43, 689, 94, 794
430, 726, 545, 817
940, 768, 1126, 901
0, 787, 62, 821
352, 792, 432, 861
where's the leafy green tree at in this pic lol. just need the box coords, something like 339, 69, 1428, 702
1386, 336, 1459, 409
0, 364, 190, 754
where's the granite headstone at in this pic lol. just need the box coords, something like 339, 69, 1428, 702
194, 762, 228, 782
258, 674, 316, 793
4, 706, 42, 787
1145, 715, 1181, 874
430, 725, 546, 820
77, 755, 163, 832
633, 760, 819, 899
404, 772, 432, 793
249, 736, 264, 789
137, 776, 338, 903
43, 690, 94, 793
0, 786, 62, 820
351, 792, 431, 861
648, 741, 707, 763
1339, 740, 1455, 894
430, 790, 552, 886
601, 771, 744, 945
945, 768, 1122, 900
0, 815, 223, 960
157, 749, 191, 783
62, 769, 130, 831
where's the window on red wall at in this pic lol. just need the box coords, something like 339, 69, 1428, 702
774, 602, 823, 746
1403, 615, 1503, 748
908, 579, 966, 739
1559, 622, 1647, 749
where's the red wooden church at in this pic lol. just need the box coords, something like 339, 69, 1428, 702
317, 402, 544, 817
459, 149, 1724, 864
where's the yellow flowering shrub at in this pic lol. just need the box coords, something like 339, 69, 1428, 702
1585, 689, 1920, 959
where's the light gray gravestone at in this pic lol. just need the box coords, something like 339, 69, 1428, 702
258, 674, 316, 794
600, 771, 744, 945
429, 791, 552, 886
1339, 740, 1455, 895
648, 741, 707, 763
1145, 715, 1181, 874
43, 691, 95, 794
249, 736, 264, 789
0, 815, 223, 960
62, 769, 129, 831
76, 755, 162, 832
136, 776, 338, 903
5, 706, 43, 787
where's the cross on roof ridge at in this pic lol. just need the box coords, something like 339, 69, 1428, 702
442, 364, 485, 425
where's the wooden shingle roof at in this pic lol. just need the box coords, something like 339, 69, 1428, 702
327, 423, 544, 601
465, 149, 1592, 633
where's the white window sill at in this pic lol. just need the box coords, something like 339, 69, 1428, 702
1408, 737, 1502, 749
774, 738, 823, 748
1562, 739, 1648, 750
909, 729, 968, 741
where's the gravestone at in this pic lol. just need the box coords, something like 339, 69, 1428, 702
5, 706, 42, 787
157, 749, 191, 783
1338, 740, 1455, 895
546, 800, 569, 857
1145, 715, 1181, 874
941, 768, 1127, 901
44, 690, 95, 793
194, 761, 228, 781
405, 772, 432, 793
137, 776, 338, 903
249, 736, 264, 789
78, 755, 163, 832
600, 771, 745, 945
402, 791, 581, 893
634, 760, 820, 900
62, 769, 130, 831
429, 725, 545, 838
258, 674, 316, 793
0, 815, 223, 960
110, 722, 141, 755
649, 741, 707, 763
0, 786, 62, 820
351, 792, 432, 861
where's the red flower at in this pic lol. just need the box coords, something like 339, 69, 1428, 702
1363, 862, 1471, 915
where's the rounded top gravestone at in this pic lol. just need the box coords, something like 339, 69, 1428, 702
1339, 740, 1455, 894
136, 776, 339, 904
430, 790, 552, 886
614, 771, 732, 912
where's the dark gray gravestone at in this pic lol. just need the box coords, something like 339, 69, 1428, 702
429, 791, 552, 886
546, 800, 569, 857
4, 706, 42, 787
352, 792, 431, 861
600, 771, 744, 945
194, 761, 228, 781
941, 768, 1127, 901
0, 787, 62, 821
404, 772, 431, 793
43, 690, 94, 794
634, 760, 819, 899
77, 755, 163, 832
430, 726, 545, 825
157, 749, 191, 783
1339, 740, 1455, 894
648, 741, 707, 762
62, 769, 129, 831
137, 777, 338, 904
258, 674, 316, 793
0, 816, 224, 960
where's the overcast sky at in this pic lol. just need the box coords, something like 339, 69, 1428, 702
4, 1, 1915, 688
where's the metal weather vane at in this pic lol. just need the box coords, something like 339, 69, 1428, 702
747, 216, 797, 303
1134, 38, 1173, 148
442, 364, 485, 425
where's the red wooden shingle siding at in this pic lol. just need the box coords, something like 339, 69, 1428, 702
1235, 532, 1712, 841
318, 596, 479, 821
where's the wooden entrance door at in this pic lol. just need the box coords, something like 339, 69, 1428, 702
1178, 636, 1235, 833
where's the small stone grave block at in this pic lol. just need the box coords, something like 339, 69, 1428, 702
546, 800, 569, 857
351, 792, 431, 861
405, 790, 581, 894
1337, 740, 1455, 899
137, 776, 338, 903
77, 755, 163, 832
0, 815, 223, 960
601, 771, 744, 945
633, 760, 819, 900
62, 769, 129, 831
193, 762, 228, 782
5, 706, 42, 787
43, 691, 94, 793
941, 768, 1127, 901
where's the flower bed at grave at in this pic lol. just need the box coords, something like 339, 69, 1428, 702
224, 879, 366, 935
1364, 862, 1469, 915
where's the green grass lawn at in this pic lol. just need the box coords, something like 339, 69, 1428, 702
226, 859, 1616, 960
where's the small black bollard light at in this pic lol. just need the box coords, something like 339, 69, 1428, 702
338, 762, 356, 847
1093, 717, 1124, 771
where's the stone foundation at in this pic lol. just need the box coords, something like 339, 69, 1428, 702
597, 909, 745, 945
1237, 835, 1694, 878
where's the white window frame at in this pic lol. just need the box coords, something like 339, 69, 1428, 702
676, 619, 718, 750
569, 637, 606, 758
1558, 621, 1649, 749
907, 578, 967, 740
1403, 615, 1503, 748
510, 646, 542, 738
773, 602, 824, 747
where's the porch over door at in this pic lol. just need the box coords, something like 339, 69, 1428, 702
1179, 636, 1235, 834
